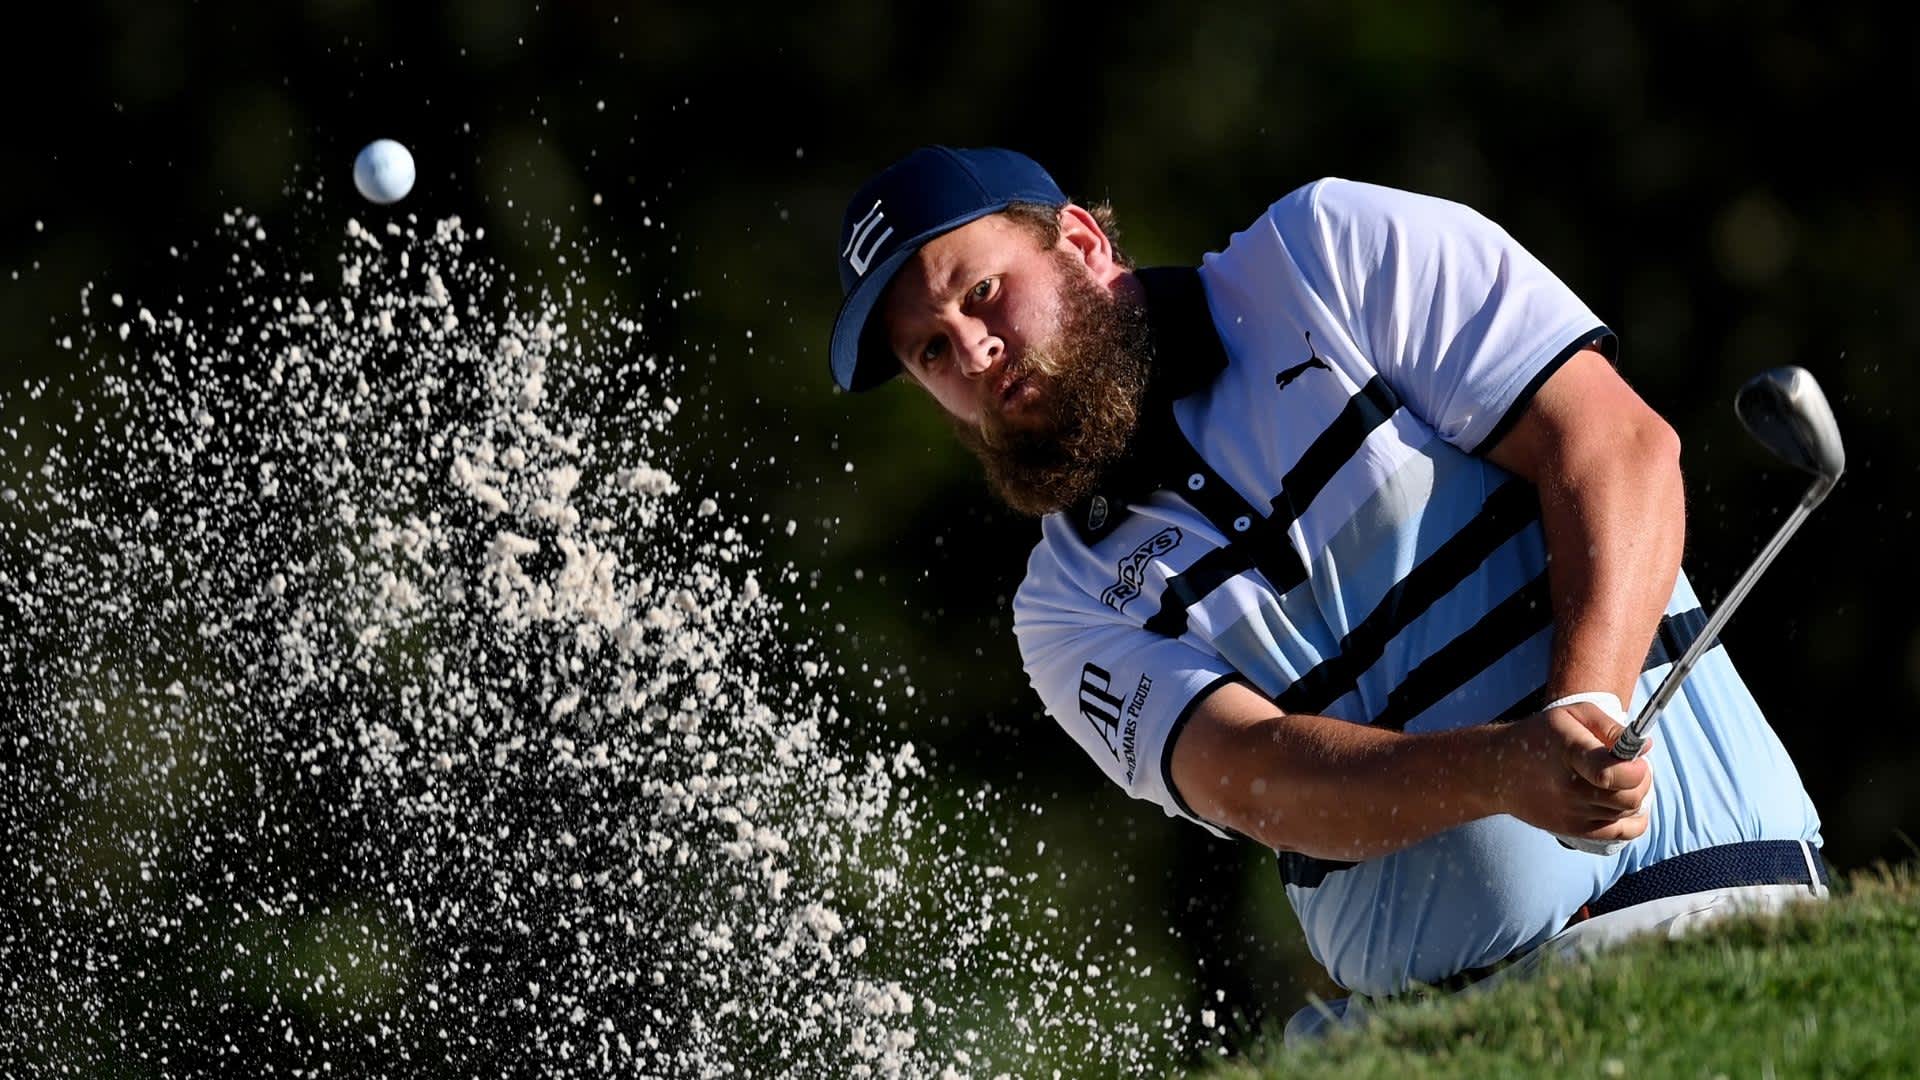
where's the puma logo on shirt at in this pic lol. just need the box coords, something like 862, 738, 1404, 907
1277, 335, 1331, 390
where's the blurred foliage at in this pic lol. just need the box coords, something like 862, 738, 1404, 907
2, 0, 1917, 1072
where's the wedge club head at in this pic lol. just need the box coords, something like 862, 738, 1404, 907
1735, 366, 1846, 491
1566, 365, 1848, 849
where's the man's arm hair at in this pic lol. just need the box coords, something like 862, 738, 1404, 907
1482, 348, 1686, 708
1168, 680, 1651, 861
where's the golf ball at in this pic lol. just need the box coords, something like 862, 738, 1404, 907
353, 139, 416, 205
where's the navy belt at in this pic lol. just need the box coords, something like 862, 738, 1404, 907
1423, 839, 1828, 995
1576, 838, 1828, 922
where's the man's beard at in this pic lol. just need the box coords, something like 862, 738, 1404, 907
951, 254, 1153, 517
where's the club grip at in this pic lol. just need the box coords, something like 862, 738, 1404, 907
1545, 692, 1641, 856
1611, 727, 1647, 761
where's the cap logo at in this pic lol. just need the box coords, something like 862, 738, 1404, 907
842, 199, 895, 277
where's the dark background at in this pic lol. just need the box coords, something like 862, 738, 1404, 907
4, 0, 1917, 1073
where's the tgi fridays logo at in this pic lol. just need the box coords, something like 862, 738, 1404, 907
1099, 527, 1182, 613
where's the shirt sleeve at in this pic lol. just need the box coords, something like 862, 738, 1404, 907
1282, 177, 1617, 455
1013, 535, 1244, 836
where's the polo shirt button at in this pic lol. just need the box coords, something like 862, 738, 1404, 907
1233, 515, 1252, 533
1087, 496, 1110, 531
1187, 473, 1205, 491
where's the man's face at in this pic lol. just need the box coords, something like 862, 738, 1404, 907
882, 213, 1072, 430
878, 209, 1152, 516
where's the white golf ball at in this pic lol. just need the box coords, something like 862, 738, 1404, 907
353, 139, 416, 205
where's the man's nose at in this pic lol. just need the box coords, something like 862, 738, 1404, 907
954, 323, 1002, 378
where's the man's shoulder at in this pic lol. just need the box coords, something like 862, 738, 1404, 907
1206, 176, 1486, 324
1263, 176, 1493, 245
1205, 177, 1349, 291
1248, 176, 1347, 232
1233, 176, 1470, 241
1012, 510, 1143, 630
1012, 514, 1089, 617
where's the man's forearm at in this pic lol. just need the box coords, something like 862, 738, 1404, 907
1174, 705, 1509, 861
1171, 675, 1658, 861
1172, 682, 1658, 860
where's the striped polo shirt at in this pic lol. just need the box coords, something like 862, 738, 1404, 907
1012, 179, 1822, 994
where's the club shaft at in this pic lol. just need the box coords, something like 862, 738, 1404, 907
1611, 478, 1831, 760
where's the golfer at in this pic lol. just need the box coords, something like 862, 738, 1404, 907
826, 145, 1828, 1040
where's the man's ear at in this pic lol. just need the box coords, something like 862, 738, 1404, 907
1055, 203, 1124, 287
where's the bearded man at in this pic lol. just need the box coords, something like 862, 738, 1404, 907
825, 145, 1827, 1041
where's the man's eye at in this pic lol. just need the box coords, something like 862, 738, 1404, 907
969, 278, 994, 302
920, 338, 946, 364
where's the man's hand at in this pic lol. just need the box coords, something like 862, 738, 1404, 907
1489, 702, 1653, 841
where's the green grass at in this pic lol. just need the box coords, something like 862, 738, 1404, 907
1199, 865, 1920, 1080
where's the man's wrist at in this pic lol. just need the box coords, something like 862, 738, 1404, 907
1543, 690, 1629, 724
1449, 722, 1517, 821
1547, 664, 1637, 711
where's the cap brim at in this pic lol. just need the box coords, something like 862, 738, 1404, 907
828, 204, 1011, 392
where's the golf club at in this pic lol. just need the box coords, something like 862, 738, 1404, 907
1559, 366, 1844, 855
1610, 365, 1845, 761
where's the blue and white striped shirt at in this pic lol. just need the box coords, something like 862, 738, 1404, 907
1012, 179, 1821, 994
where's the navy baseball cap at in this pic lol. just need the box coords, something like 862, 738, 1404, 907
829, 145, 1067, 392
